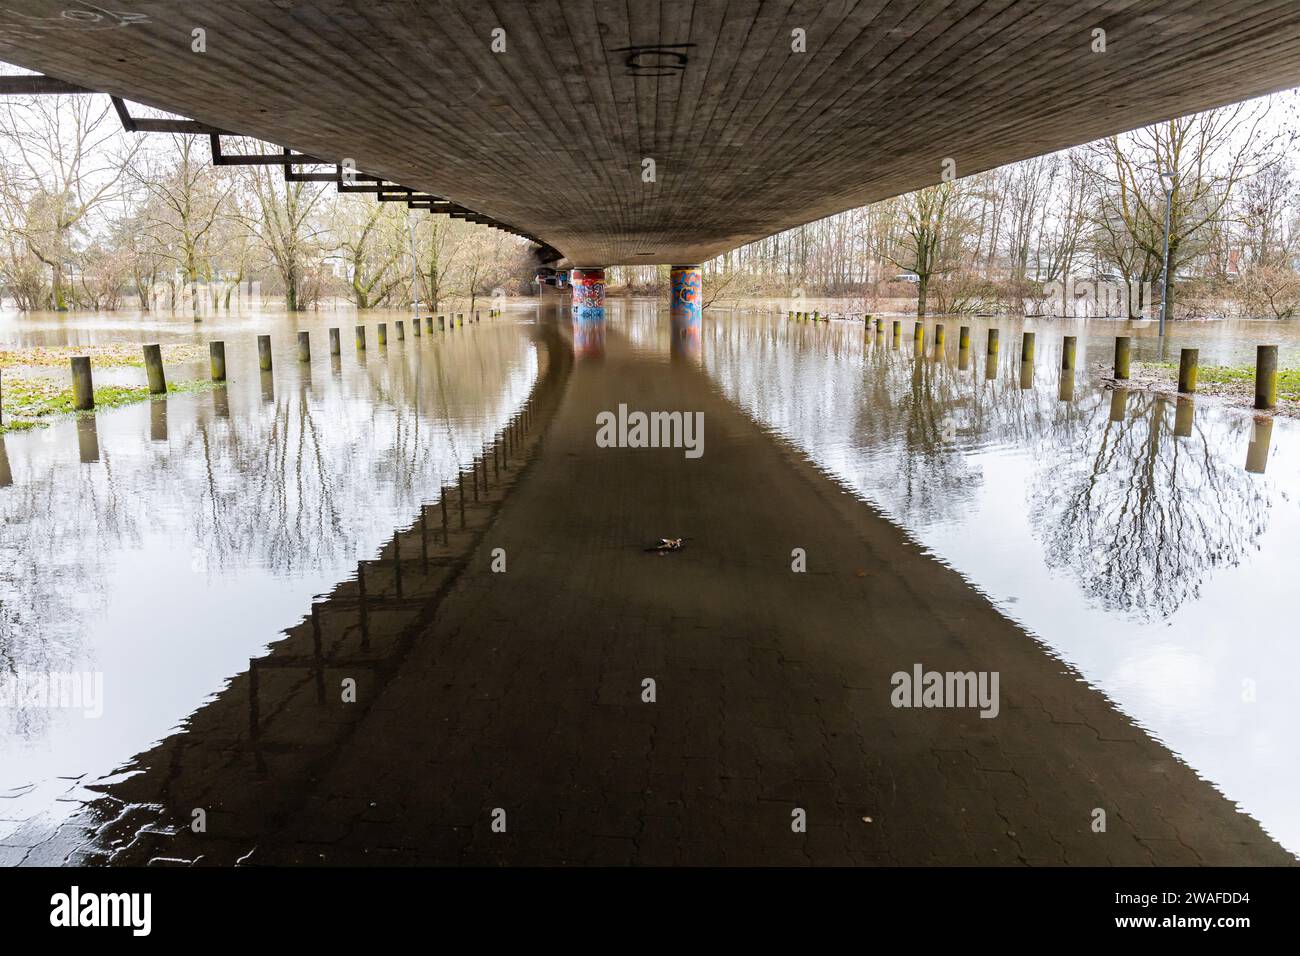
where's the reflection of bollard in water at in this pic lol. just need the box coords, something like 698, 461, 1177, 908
76, 415, 99, 463
0, 435, 11, 487
1178, 348, 1199, 393
258, 334, 273, 371
70, 356, 94, 410
143, 343, 167, 394
150, 399, 167, 442
1174, 396, 1194, 437
1109, 387, 1129, 422
329, 327, 341, 355
1246, 417, 1273, 474
959, 344, 971, 372
1061, 335, 1076, 371
1058, 369, 1075, 402
1255, 345, 1277, 410
298, 331, 311, 362
985, 353, 998, 381
1114, 336, 1131, 379
213, 386, 230, 419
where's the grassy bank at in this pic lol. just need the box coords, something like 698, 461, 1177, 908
1, 378, 216, 434
1137, 362, 1300, 400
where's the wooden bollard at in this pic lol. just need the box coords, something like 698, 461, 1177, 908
892, 320, 901, 346
1178, 348, 1198, 393
913, 322, 923, 346
329, 327, 341, 355
934, 324, 945, 352
413, 315, 422, 337
257, 334, 272, 371
1114, 336, 1131, 379
1255, 345, 1278, 410
425, 315, 433, 333
377, 323, 387, 346
70, 356, 94, 410
958, 326, 970, 351
210, 341, 227, 381
355, 325, 366, 350
457, 313, 464, 327
142, 344, 166, 394
298, 331, 311, 362
396, 320, 405, 341
439, 315, 446, 331
1061, 335, 1077, 370
475, 311, 480, 323
987, 328, 1000, 355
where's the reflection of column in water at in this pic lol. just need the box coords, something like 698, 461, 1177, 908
330, 353, 342, 379
985, 353, 998, 381
0, 434, 11, 487
959, 345, 971, 371
150, 398, 168, 442
261, 370, 275, 403
1109, 387, 1129, 422
76, 415, 99, 463
1246, 417, 1274, 475
1174, 396, 1194, 437
213, 386, 230, 419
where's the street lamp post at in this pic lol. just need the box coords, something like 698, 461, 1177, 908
1159, 171, 1178, 337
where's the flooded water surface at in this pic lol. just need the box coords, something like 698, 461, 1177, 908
685, 304, 1300, 856
0, 307, 538, 841
3, 296, 1299, 862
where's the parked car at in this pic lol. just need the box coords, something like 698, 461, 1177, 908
894, 272, 920, 284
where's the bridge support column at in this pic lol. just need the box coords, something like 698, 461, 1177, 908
572, 267, 606, 359
670, 264, 702, 362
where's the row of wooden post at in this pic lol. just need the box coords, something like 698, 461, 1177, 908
784, 311, 1287, 413
57, 308, 503, 412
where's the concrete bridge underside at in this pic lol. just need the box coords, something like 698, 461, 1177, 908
2, 1, 1299, 265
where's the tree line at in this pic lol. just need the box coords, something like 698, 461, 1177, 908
623, 95, 1300, 320
0, 92, 536, 315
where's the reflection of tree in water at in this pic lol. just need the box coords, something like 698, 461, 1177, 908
706, 313, 982, 528
1027, 390, 1271, 620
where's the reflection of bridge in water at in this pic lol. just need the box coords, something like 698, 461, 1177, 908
16, 307, 1290, 867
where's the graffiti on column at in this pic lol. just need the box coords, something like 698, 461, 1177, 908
670, 265, 702, 362
572, 267, 606, 359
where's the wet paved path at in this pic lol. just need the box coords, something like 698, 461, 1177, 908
34, 319, 1292, 866
253, 323, 1291, 866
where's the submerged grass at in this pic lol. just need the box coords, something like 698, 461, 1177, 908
0, 377, 217, 434
1137, 362, 1300, 402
